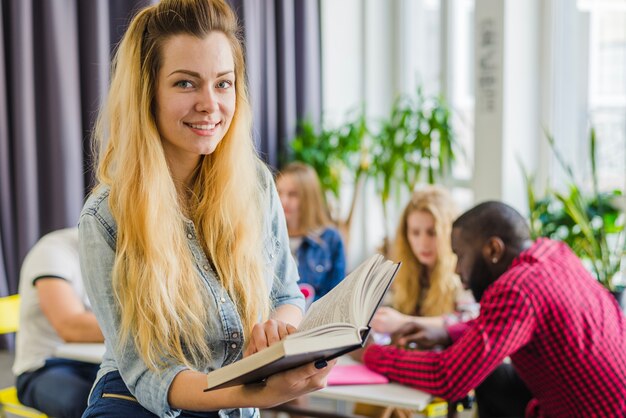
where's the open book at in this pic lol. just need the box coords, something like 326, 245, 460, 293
204, 253, 400, 391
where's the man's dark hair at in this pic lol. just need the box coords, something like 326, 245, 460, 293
452, 201, 531, 247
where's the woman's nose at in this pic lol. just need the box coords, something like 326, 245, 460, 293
417, 234, 429, 246
196, 88, 219, 113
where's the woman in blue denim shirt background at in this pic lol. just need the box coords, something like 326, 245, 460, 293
276, 163, 346, 303
78, 1, 334, 417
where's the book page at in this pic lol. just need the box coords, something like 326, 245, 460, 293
292, 322, 356, 339
296, 254, 383, 333
357, 261, 398, 325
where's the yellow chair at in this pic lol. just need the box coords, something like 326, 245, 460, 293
0, 295, 48, 418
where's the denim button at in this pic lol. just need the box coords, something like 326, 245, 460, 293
232, 332, 238, 339
203, 264, 209, 271
187, 233, 193, 239
315, 265, 324, 273
231, 343, 237, 349
220, 297, 226, 303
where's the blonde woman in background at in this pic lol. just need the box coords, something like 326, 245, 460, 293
78, 1, 334, 417
275, 162, 346, 418
371, 186, 476, 335
276, 162, 346, 303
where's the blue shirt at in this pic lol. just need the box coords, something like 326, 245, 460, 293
296, 227, 346, 301
78, 170, 304, 418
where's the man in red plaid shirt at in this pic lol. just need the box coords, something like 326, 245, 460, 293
363, 201, 626, 417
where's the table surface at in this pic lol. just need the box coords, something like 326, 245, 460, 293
314, 381, 431, 411
55, 343, 432, 411
54, 343, 105, 364
313, 356, 431, 411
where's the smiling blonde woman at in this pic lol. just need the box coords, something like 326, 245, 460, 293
78, 1, 334, 417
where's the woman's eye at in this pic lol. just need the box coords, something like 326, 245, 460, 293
216, 80, 233, 89
175, 80, 194, 89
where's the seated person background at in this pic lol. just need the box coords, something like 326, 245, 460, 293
12, 228, 103, 418
362, 201, 626, 417
276, 162, 346, 302
371, 186, 476, 337
276, 162, 346, 417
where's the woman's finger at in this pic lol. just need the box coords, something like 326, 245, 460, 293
264, 319, 281, 347
246, 323, 269, 356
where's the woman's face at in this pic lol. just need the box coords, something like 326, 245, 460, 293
406, 210, 439, 269
276, 174, 300, 232
155, 32, 236, 174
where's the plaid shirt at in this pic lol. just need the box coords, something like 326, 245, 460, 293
364, 239, 626, 417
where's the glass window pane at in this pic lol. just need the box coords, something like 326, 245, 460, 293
588, 8, 626, 191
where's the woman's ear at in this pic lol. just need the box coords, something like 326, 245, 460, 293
482, 236, 505, 264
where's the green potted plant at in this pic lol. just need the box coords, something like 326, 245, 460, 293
287, 88, 458, 254
523, 129, 626, 304
369, 88, 457, 253
288, 111, 369, 245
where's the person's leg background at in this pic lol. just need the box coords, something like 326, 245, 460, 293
475, 363, 532, 418
16, 358, 99, 418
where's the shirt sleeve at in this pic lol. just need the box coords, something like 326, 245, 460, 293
265, 172, 305, 313
79, 213, 186, 418
318, 228, 346, 298
446, 320, 474, 342
22, 230, 80, 286
363, 281, 536, 401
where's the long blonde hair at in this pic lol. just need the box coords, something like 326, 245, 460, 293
93, 0, 269, 370
276, 162, 332, 235
392, 186, 460, 316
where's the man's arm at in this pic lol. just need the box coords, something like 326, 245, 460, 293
446, 319, 476, 343
364, 283, 536, 401
36, 278, 104, 342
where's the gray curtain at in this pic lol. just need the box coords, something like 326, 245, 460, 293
0, 0, 321, 346
229, 0, 322, 167
0, 0, 150, 349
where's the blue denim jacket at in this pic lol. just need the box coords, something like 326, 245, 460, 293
78, 171, 304, 418
297, 228, 346, 301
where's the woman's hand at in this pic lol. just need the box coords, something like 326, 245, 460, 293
245, 319, 297, 357
370, 307, 408, 334
255, 359, 337, 408
169, 359, 334, 410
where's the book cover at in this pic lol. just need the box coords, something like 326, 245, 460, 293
327, 364, 389, 386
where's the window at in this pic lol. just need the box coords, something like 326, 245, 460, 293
551, 0, 626, 192
399, 0, 475, 207
320, 0, 477, 265
586, 5, 626, 191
